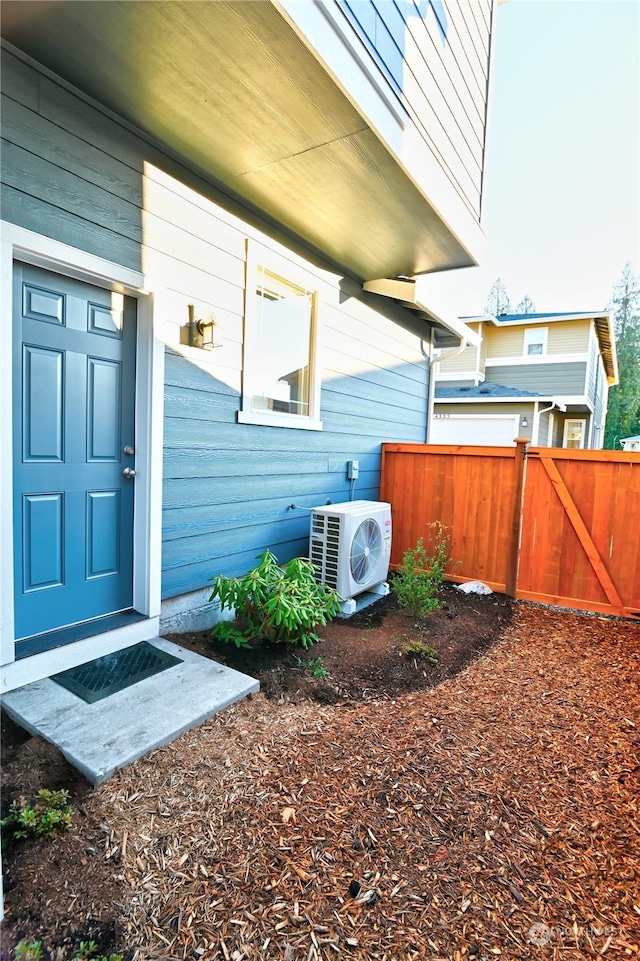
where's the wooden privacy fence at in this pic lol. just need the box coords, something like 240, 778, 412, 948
380, 441, 640, 619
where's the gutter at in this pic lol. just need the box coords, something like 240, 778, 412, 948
421, 333, 469, 443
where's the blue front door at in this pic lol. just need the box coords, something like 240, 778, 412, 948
13, 263, 137, 643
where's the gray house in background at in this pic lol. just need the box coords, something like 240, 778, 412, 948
1, 0, 501, 693
433, 311, 618, 447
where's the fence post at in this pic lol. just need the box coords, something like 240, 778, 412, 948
506, 437, 529, 597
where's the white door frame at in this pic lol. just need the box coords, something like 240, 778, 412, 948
1, 223, 165, 692
562, 417, 587, 449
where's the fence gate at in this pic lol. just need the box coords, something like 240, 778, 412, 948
517, 448, 640, 618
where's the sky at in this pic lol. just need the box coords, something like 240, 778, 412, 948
421, 0, 640, 317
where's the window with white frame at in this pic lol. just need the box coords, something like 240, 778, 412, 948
563, 419, 586, 449
523, 326, 548, 356
238, 243, 322, 430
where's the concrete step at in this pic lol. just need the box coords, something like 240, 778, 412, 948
2, 637, 259, 784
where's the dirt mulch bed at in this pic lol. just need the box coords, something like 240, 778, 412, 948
170, 582, 513, 705
1, 596, 639, 960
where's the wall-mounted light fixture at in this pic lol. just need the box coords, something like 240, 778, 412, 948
188, 304, 221, 350
521, 416, 529, 428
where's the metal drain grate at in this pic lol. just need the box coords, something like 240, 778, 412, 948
52, 641, 183, 704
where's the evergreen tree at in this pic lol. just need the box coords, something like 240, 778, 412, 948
603, 262, 640, 448
484, 277, 511, 316
515, 294, 536, 314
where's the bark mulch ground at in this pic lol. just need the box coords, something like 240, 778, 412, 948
1, 596, 639, 961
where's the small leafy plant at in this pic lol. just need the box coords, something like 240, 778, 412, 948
210, 550, 343, 649
2, 789, 73, 840
73, 942, 122, 961
393, 521, 459, 618
14, 942, 44, 961
306, 657, 330, 678
14, 941, 122, 961
402, 640, 438, 665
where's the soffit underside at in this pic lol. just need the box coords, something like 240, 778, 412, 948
1, 0, 473, 281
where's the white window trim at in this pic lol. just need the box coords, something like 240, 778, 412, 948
238, 240, 323, 431
0, 222, 164, 687
523, 327, 548, 356
563, 418, 587, 449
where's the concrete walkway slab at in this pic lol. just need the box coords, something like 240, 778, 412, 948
2, 637, 259, 784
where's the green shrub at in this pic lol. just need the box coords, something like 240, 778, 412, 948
210, 550, 342, 649
393, 521, 459, 617
2, 789, 73, 840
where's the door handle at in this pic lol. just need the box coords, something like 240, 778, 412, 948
123, 467, 136, 479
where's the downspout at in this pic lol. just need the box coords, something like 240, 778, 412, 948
532, 400, 565, 446
423, 335, 468, 443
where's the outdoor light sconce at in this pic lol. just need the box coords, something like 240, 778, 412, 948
188, 304, 220, 350
521, 416, 529, 428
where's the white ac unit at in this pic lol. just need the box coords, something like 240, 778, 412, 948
310, 500, 392, 600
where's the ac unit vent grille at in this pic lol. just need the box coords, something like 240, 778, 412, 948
309, 501, 392, 600
310, 513, 342, 589
322, 517, 341, 589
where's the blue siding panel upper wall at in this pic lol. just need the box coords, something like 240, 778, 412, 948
3, 52, 431, 601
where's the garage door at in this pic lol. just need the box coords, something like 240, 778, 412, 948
430, 415, 519, 446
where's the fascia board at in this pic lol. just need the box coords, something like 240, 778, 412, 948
434, 396, 555, 404
363, 278, 481, 347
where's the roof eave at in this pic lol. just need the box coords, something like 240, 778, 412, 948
363, 278, 481, 347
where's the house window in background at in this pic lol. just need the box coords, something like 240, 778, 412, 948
238, 243, 322, 430
563, 419, 586, 449
523, 327, 548, 356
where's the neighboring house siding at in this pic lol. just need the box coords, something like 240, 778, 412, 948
484, 362, 587, 395
551, 417, 564, 448
479, 322, 488, 375
538, 411, 552, 447
587, 331, 607, 432
437, 342, 478, 375
587, 333, 598, 403
484, 319, 590, 359
591, 354, 606, 447
483, 324, 523, 358
546, 319, 590, 354
2, 52, 430, 602
436, 379, 477, 389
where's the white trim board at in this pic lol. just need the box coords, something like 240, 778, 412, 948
485, 354, 589, 367
435, 371, 483, 382
0, 222, 164, 691
434, 396, 549, 404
